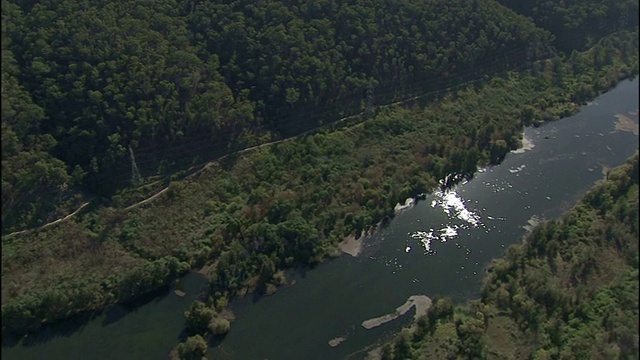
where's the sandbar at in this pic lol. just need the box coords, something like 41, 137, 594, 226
614, 112, 639, 135
511, 132, 535, 154
361, 295, 432, 329
328, 337, 346, 347
339, 235, 363, 257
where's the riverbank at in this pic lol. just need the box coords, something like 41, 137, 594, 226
374, 153, 639, 359
2, 29, 638, 338
339, 235, 364, 257
204, 63, 639, 360
4, 73, 639, 360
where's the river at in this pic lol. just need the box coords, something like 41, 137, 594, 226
208, 77, 639, 360
2, 77, 638, 360
1, 272, 208, 360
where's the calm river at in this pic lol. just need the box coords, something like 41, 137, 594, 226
2, 77, 638, 360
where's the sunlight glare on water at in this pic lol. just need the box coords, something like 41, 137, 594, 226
410, 187, 485, 254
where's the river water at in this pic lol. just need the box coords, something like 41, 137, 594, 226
2, 78, 638, 360
209, 77, 639, 360
1, 272, 208, 360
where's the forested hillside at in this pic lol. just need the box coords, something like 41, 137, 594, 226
497, 0, 639, 51
378, 153, 639, 360
2, 0, 552, 233
2, 0, 636, 233
1, 0, 638, 339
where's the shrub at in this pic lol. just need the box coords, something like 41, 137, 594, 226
208, 318, 231, 336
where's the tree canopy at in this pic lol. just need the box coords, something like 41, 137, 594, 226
1, 0, 555, 232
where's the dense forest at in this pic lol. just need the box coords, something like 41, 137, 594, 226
497, 0, 639, 51
1, 0, 639, 344
377, 153, 639, 360
1, 0, 560, 233
1, 0, 573, 235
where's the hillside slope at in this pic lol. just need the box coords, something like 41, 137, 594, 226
1, 0, 550, 232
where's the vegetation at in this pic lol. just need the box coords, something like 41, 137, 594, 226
496, 0, 639, 52
209, 318, 231, 336
169, 334, 209, 360
377, 153, 639, 359
184, 300, 215, 335
1, 0, 555, 233
1, 0, 638, 341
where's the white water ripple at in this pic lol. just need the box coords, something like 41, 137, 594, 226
508, 164, 526, 173
432, 189, 482, 227
410, 187, 483, 254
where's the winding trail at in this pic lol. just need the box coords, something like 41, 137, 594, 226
2, 201, 91, 240
121, 109, 363, 211
121, 74, 488, 211
123, 187, 171, 211
1, 126, 327, 239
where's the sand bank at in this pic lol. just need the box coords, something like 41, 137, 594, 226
394, 198, 415, 213
339, 235, 363, 257
614, 112, 639, 135
361, 295, 432, 330
511, 132, 535, 154
328, 337, 346, 347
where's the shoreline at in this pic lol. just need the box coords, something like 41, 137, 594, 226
338, 235, 363, 257
338, 196, 423, 257
510, 131, 535, 154
4, 45, 637, 339
361, 295, 432, 330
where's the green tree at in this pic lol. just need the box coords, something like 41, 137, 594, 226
490, 139, 509, 164
285, 87, 300, 108
170, 335, 208, 360
208, 317, 230, 336
185, 300, 215, 335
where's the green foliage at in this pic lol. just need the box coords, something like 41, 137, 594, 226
169, 335, 208, 360
208, 317, 231, 336
489, 139, 509, 164
1, 24, 76, 233
1, 0, 555, 220
117, 257, 189, 303
381, 153, 640, 359
496, 0, 639, 52
184, 300, 215, 335
396, 332, 414, 359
